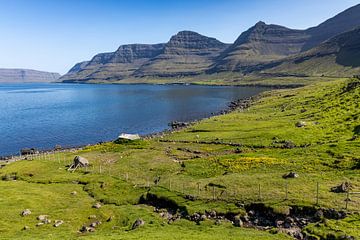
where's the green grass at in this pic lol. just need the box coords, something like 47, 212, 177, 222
0, 78, 359, 239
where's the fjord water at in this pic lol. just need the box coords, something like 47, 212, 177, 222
0, 83, 267, 156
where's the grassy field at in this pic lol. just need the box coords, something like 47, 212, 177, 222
0, 78, 359, 239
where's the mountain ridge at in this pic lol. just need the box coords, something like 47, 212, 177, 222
0, 68, 60, 83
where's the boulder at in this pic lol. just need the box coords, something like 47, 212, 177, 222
21, 209, 31, 216
233, 215, 243, 227
73, 156, 89, 168
89, 221, 102, 228
295, 121, 307, 128
71, 191, 77, 195
22, 226, 30, 230
331, 182, 352, 193
36, 222, 44, 227
37, 215, 49, 221
282, 172, 299, 179
54, 220, 64, 227
131, 218, 145, 230
92, 203, 102, 209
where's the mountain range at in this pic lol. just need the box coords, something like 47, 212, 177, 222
60, 4, 360, 83
0, 69, 60, 83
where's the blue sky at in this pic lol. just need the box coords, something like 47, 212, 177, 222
0, 0, 359, 74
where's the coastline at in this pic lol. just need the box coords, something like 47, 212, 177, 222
0, 93, 260, 162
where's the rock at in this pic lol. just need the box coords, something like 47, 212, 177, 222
44, 219, 52, 224
284, 217, 295, 228
295, 121, 307, 128
131, 218, 145, 230
23, 226, 30, 230
233, 215, 243, 227
282, 172, 299, 179
331, 182, 352, 193
80, 225, 95, 233
37, 215, 49, 221
214, 219, 221, 225
107, 216, 114, 222
88, 215, 97, 219
200, 215, 207, 221
89, 221, 102, 228
314, 210, 324, 220
93, 203, 102, 209
36, 222, 44, 227
68, 156, 89, 170
53, 220, 64, 227
21, 209, 31, 216
71, 191, 77, 195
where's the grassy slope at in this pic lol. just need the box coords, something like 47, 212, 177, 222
0, 78, 359, 239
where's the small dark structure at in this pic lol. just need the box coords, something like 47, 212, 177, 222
282, 172, 299, 179
20, 148, 37, 156
331, 182, 352, 193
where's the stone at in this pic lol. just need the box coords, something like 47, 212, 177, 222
295, 121, 307, 128
54, 220, 64, 227
36, 222, 44, 227
37, 215, 49, 221
233, 215, 243, 227
331, 182, 352, 193
93, 203, 102, 209
88, 215, 97, 219
107, 216, 114, 222
131, 219, 145, 230
21, 209, 31, 216
282, 172, 299, 179
89, 221, 101, 228
23, 226, 30, 230
71, 191, 77, 195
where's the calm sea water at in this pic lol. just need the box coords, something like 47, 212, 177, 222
0, 83, 268, 156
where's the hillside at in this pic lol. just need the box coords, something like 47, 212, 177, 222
0, 69, 60, 83
209, 22, 309, 73
0, 78, 359, 239
60, 31, 228, 83
261, 27, 360, 77
60, 44, 165, 83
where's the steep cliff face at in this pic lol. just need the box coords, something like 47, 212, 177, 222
134, 31, 229, 77
0, 69, 60, 83
261, 27, 360, 77
303, 4, 360, 51
209, 22, 310, 72
60, 31, 228, 82
60, 44, 165, 82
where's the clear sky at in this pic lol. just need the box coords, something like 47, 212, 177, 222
0, 0, 359, 74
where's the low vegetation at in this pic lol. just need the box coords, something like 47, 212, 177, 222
0, 78, 359, 239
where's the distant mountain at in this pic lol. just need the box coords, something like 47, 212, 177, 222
0, 69, 60, 83
209, 22, 309, 73
60, 44, 165, 82
61, 4, 360, 82
259, 27, 360, 77
303, 4, 360, 51
60, 31, 228, 82
133, 31, 229, 77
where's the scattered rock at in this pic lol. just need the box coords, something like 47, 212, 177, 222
68, 156, 89, 171
131, 218, 145, 230
21, 209, 31, 216
331, 182, 352, 193
214, 219, 221, 225
80, 225, 95, 233
88, 215, 97, 219
92, 203, 102, 209
233, 215, 243, 227
36, 222, 44, 227
89, 221, 102, 228
295, 121, 307, 128
53, 220, 64, 227
23, 226, 30, 230
37, 215, 49, 221
107, 216, 114, 222
71, 191, 77, 195
282, 172, 299, 179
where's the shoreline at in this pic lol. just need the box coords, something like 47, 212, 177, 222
0, 94, 259, 162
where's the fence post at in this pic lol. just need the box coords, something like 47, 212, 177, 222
197, 182, 200, 196
285, 181, 288, 200
316, 182, 319, 206
169, 179, 171, 191
345, 192, 350, 210
258, 184, 261, 201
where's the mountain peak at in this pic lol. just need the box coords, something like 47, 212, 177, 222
167, 30, 226, 50
254, 21, 266, 27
